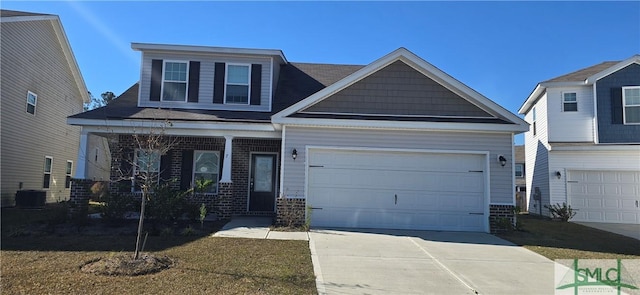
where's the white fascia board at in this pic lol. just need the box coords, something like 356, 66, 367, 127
67, 118, 279, 133
519, 84, 544, 115
0, 14, 58, 23
585, 55, 640, 84
273, 47, 527, 128
550, 144, 640, 152
131, 42, 288, 64
274, 117, 529, 133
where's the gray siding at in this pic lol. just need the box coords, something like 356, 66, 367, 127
303, 60, 493, 117
1, 20, 84, 205
596, 63, 640, 143
139, 52, 273, 111
281, 127, 514, 204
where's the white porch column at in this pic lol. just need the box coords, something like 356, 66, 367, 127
220, 135, 233, 183
75, 129, 89, 179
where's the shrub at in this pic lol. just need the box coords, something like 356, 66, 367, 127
145, 184, 190, 223
544, 202, 577, 222
101, 193, 134, 222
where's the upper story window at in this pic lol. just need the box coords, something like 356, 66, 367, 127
26, 91, 37, 115
162, 61, 188, 101
562, 92, 577, 112
623, 86, 640, 124
515, 163, 524, 178
532, 107, 537, 136
225, 64, 250, 104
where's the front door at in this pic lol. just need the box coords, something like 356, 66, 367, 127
249, 154, 277, 211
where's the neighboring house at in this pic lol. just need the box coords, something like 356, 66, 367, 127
68, 43, 528, 232
514, 145, 526, 210
518, 55, 640, 224
0, 10, 89, 206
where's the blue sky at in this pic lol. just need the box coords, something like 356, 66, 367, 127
3, 1, 639, 144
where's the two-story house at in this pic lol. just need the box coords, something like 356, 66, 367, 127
68, 43, 528, 232
1, 10, 89, 206
518, 55, 640, 224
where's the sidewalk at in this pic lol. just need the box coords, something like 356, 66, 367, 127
212, 216, 309, 241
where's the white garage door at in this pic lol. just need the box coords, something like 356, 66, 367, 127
307, 149, 487, 232
568, 170, 640, 224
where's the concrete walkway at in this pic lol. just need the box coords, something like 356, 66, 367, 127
310, 229, 555, 295
575, 222, 640, 240
211, 216, 309, 240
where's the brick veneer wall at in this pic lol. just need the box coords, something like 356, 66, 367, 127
489, 204, 515, 233
275, 198, 306, 227
69, 179, 107, 219
109, 135, 281, 217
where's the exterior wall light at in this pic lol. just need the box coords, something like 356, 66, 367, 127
555, 171, 561, 179
292, 148, 297, 160
497, 155, 507, 167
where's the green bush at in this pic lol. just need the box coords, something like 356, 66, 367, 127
100, 193, 134, 222
544, 202, 577, 222
145, 184, 190, 223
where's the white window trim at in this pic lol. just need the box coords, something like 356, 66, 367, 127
622, 86, 640, 125
515, 163, 524, 178
561, 92, 578, 112
26, 91, 37, 115
223, 63, 251, 105
160, 60, 189, 102
43, 156, 53, 189
65, 160, 73, 189
192, 150, 220, 194
133, 149, 161, 191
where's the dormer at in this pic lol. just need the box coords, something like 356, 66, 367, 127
132, 43, 287, 112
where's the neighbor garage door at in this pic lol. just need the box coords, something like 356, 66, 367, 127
307, 148, 487, 232
568, 170, 640, 224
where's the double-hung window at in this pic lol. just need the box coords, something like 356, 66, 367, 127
192, 151, 219, 194
162, 61, 188, 101
43, 156, 53, 189
26, 91, 37, 115
134, 149, 161, 188
623, 86, 640, 124
532, 107, 537, 136
562, 92, 577, 112
225, 64, 250, 104
515, 164, 524, 178
65, 161, 73, 189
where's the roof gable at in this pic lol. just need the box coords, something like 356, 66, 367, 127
302, 60, 493, 117
273, 47, 527, 132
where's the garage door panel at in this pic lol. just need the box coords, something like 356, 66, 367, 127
568, 170, 640, 224
308, 149, 487, 232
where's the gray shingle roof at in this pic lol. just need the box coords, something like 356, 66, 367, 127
543, 61, 619, 83
0, 9, 52, 17
69, 62, 363, 122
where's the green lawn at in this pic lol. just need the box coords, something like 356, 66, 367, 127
1, 206, 317, 295
497, 214, 640, 260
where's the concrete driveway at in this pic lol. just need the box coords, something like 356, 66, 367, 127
309, 229, 554, 295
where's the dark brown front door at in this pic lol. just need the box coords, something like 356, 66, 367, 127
249, 154, 276, 211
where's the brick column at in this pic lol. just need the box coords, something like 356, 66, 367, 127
68, 178, 95, 219
217, 182, 233, 219
489, 204, 515, 233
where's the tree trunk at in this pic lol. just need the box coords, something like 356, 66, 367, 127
134, 189, 147, 260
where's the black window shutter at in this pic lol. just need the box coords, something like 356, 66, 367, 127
250, 64, 262, 105
180, 150, 194, 190
119, 148, 133, 192
213, 62, 225, 104
160, 150, 173, 184
150, 59, 163, 101
188, 61, 200, 103
611, 88, 623, 124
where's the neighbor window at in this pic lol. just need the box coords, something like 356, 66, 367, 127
225, 64, 250, 104
26, 91, 37, 115
192, 151, 220, 194
623, 86, 640, 124
162, 61, 188, 101
515, 164, 524, 178
43, 156, 53, 189
134, 149, 161, 185
532, 107, 537, 136
562, 92, 577, 112
65, 161, 73, 188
